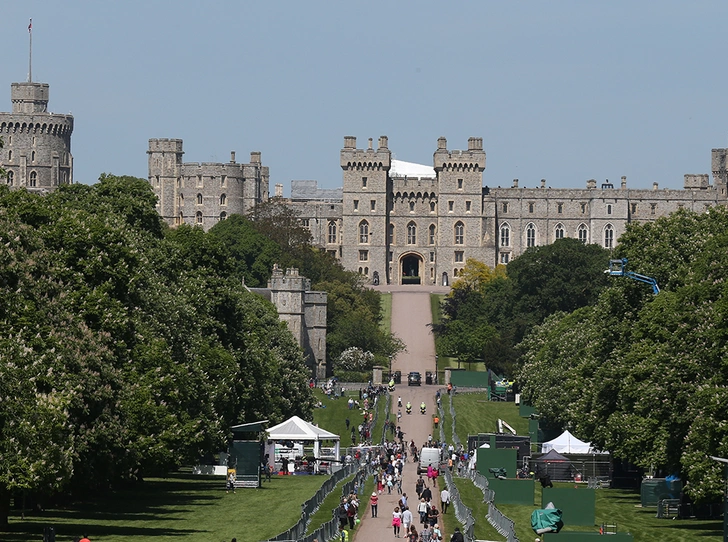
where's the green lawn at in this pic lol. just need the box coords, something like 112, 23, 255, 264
380, 292, 392, 332
451, 393, 528, 439
312, 387, 386, 448
3, 472, 327, 542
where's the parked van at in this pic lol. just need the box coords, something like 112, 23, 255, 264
418, 446, 442, 475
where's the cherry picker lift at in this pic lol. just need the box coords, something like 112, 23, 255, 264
605, 258, 660, 294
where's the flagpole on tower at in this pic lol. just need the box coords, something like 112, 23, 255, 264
28, 19, 32, 83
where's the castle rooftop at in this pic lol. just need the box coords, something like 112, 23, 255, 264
390, 159, 435, 179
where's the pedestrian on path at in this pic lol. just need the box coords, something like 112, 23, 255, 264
370, 492, 379, 517
392, 506, 402, 537
440, 488, 450, 514
401, 506, 413, 533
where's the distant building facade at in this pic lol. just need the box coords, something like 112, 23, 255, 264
288, 136, 728, 285
146, 136, 728, 286
147, 138, 269, 229
0, 80, 73, 191
249, 265, 328, 379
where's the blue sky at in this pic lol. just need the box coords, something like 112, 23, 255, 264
2, 1, 726, 193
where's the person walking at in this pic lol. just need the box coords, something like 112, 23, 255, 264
392, 506, 402, 538
401, 506, 413, 534
440, 487, 450, 514
417, 498, 429, 524
370, 492, 379, 517
450, 527, 464, 542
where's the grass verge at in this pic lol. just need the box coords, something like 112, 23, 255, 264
4, 472, 327, 542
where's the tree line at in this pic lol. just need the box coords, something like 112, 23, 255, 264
435, 209, 728, 502
0, 175, 398, 526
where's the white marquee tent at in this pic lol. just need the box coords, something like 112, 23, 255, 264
265, 416, 340, 473
541, 430, 605, 454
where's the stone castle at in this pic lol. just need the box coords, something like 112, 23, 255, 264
0, 80, 73, 190
3, 76, 728, 286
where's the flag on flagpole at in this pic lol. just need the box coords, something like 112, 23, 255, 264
28, 19, 32, 32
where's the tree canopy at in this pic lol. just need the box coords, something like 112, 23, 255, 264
518, 208, 728, 502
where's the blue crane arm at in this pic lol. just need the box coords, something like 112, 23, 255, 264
625, 272, 660, 295
606, 258, 660, 294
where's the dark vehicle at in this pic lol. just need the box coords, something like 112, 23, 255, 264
408, 372, 422, 386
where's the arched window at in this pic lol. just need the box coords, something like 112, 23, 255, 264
219, 212, 227, 221
604, 224, 614, 248
196, 211, 203, 224
409, 201, 415, 212
389, 224, 395, 244
220, 193, 227, 205
500, 223, 510, 247
578, 223, 589, 243
197, 193, 203, 205
554, 223, 565, 240
31, 150, 35, 162
328, 221, 338, 244
359, 220, 369, 244
526, 223, 536, 247
29, 171, 37, 187
407, 222, 416, 245
429, 224, 436, 245
7, 150, 11, 161
6, 171, 13, 186
454, 221, 464, 245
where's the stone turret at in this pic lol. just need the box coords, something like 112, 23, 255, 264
1, 80, 73, 190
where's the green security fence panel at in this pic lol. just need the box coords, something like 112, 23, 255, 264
542, 487, 596, 526
477, 448, 517, 479
450, 370, 490, 388
488, 477, 535, 505
520, 402, 538, 418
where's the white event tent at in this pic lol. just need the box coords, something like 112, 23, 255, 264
265, 416, 340, 473
541, 430, 605, 454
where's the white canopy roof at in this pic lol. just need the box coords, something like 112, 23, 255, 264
390, 159, 435, 179
541, 430, 604, 454
266, 415, 339, 442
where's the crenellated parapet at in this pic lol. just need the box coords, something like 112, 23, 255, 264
433, 136, 486, 172
340, 135, 391, 171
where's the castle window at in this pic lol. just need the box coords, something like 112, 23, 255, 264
364, 267, 369, 276
6, 171, 13, 186
650, 203, 657, 215
430, 201, 436, 213
359, 220, 369, 244
220, 193, 227, 205
328, 221, 337, 244
388, 224, 395, 244
300, 219, 310, 228
500, 252, 510, 264
359, 250, 369, 262
7, 150, 11, 161
554, 223, 565, 240
500, 223, 510, 247
197, 175, 202, 187
448, 201, 454, 212
430, 252, 435, 263
362, 176, 367, 188
607, 204, 612, 215
454, 221, 464, 245
389, 251, 393, 262
604, 224, 614, 248
529, 202, 534, 213
578, 224, 588, 243
502, 202, 508, 213
455, 251, 464, 263
219, 212, 227, 221
409, 201, 415, 212
557, 202, 563, 214
31, 151, 36, 162
177, 211, 183, 225
370, 200, 376, 211
526, 223, 536, 247
457, 179, 463, 190
196, 211, 203, 225
179, 194, 184, 206
353, 200, 359, 211
197, 193, 203, 205
221, 175, 226, 187
631, 203, 637, 214
429, 224, 436, 245
466, 201, 471, 212
29, 171, 37, 187
407, 222, 417, 245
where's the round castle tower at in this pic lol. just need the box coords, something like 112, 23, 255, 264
1, 82, 74, 190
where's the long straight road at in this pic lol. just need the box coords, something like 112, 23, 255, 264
353, 286, 449, 542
